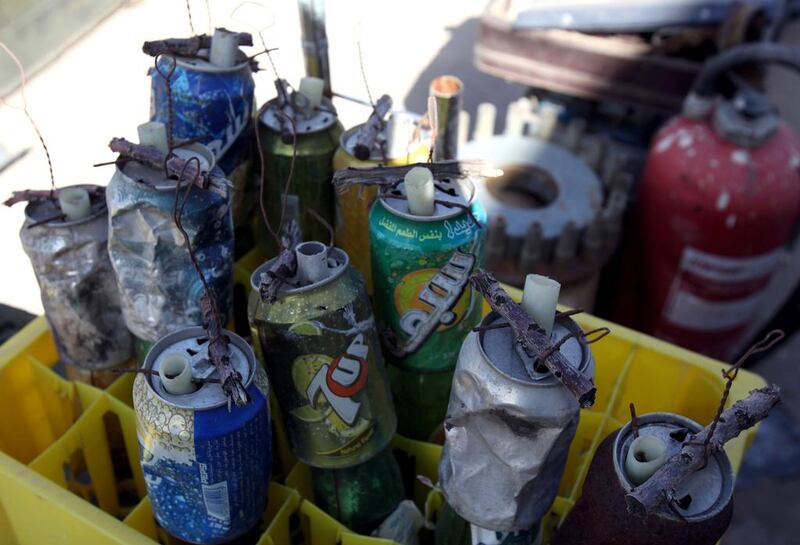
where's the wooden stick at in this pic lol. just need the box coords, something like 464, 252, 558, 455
470, 269, 597, 407
332, 160, 501, 193
4, 187, 104, 207
353, 94, 392, 160
142, 31, 253, 57
108, 138, 228, 198
258, 220, 301, 303
625, 385, 781, 518
201, 295, 249, 407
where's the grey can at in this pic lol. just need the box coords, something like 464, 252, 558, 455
106, 144, 234, 344
20, 185, 132, 383
439, 311, 595, 532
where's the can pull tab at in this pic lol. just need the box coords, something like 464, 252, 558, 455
159, 354, 196, 395
625, 435, 668, 486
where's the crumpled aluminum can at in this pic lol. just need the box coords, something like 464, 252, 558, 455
20, 185, 132, 376
106, 144, 233, 343
439, 311, 595, 532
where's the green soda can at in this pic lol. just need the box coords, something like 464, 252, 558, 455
311, 445, 405, 535
247, 242, 396, 468
369, 166, 486, 440
257, 78, 343, 255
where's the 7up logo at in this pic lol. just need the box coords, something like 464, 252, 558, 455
306, 334, 370, 425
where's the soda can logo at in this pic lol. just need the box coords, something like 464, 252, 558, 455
293, 333, 373, 429
389, 250, 476, 357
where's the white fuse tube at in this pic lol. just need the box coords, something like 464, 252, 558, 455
58, 188, 91, 221
137, 121, 169, 154
158, 354, 196, 395
624, 435, 668, 486
295, 241, 329, 285
210, 28, 239, 68
404, 166, 435, 216
521, 274, 561, 337
298, 77, 325, 112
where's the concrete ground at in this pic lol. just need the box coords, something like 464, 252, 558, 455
0, 1, 798, 543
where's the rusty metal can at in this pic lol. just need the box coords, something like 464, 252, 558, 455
553, 412, 734, 545
247, 243, 395, 468
370, 175, 486, 440
106, 144, 234, 355
20, 185, 132, 386
332, 113, 429, 288
439, 311, 595, 532
134, 326, 271, 545
257, 95, 343, 255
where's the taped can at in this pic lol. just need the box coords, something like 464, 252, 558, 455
332, 114, 429, 287
106, 144, 234, 349
439, 311, 595, 532
553, 413, 734, 545
257, 95, 343, 255
369, 174, 486, 440
20, 185, 132, 386
247, 244, 395, 468
151, 51, 255, 236
133, 326, 271, 545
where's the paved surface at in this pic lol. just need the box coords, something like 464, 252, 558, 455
0, 2, 797, 543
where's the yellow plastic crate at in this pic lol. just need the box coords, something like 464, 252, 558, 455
0, 269, 766, 545
0, 317, 310, 545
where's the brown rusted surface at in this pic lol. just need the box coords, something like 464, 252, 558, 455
627, 385, 781, 518
353, 94, 392, 161
475, 2, 700, 112
4, 186, 104, 207
553, 431, 734, 545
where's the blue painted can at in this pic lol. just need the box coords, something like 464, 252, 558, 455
106, 143, 234, 345
134, 327, 271, 544
150, 53, 255, 231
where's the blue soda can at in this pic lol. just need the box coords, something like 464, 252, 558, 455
106, 143, 233, 355
134, 326, 271, 544
150, 35, 255, 232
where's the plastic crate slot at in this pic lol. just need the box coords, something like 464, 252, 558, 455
62, 447, 98, 506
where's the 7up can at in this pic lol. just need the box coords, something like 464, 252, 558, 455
369, 172, 486, 440
247, 243, 395, 467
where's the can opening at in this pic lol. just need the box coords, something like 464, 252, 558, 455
430, 75, 463, 98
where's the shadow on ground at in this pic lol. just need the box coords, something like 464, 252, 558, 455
403, 17, 526, 135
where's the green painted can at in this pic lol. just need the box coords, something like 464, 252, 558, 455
247, 244, 396, 468
311, 445, 404, 535
369, 175, 486, 440
257, 95, 343, 255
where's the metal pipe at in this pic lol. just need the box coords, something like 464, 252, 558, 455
692, 43, 800, 98
429, 75, 463, 161
298, 0, 331, 97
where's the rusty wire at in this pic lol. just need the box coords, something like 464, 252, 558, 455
307, 207, 334, 248
254, 104, 298, 248
537, 326, 611, 363
630, 403, 640, 439
186, 0, 196, 35
171, 156, 223, 331
154, 54, 177, 158
0, 42, 55, 194
472, 308, 585, 333
700, 329, 785, 457
355, 31, 387, 164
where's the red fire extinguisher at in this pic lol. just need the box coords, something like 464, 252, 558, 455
638, 44, 800, 361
